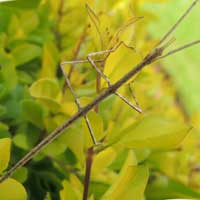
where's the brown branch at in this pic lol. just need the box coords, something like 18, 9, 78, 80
82, 147, 94, 200
0, 0, 199, 183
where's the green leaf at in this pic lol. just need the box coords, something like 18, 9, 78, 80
0, 178, 27, 200
42, 139, 67, 157
17, 70, 33, 84
0, 105, 6, 116
13, 123, 41, 150
0, 123, 10, 139
21, 99, 44, 128
0, 48, 17, 90
12, 167, 28, 183
0, 83, 8, 101
0, 7, 12, 32
12, 43, 42, 66
0, 138, 11, 173
146, 175, 200, 200
1, 0, 41, 9
60, 126, 85, 165
112, 115, 190, 150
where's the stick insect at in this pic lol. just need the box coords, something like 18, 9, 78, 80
0, 0, 199, 183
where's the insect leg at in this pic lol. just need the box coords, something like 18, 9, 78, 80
60, 63, 98, 145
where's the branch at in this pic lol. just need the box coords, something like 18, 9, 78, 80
82, 147, 94, 200
0, 0, 199, 183
156, 0, 199, 46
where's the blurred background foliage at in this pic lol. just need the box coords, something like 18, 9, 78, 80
0, 0, 200, 200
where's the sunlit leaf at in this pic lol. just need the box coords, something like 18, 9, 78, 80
102, 151, 148, 200
112, 115, 190, 150
92, 147, 117, 176
60, 180, 78, 200
82, 110, 104, 148
0, 138, 11, 173
102, 42, 141, 87
86, 3, 104, 49
40, 42, 59, 78
20, 11, 39, 33
69, 174, 83, 199
109, 17, 141, 48
29, 78, 61, 112
0, 178, 27, 200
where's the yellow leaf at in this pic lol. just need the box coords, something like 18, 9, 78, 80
102, 42, 141, 87
20, 11, 39, 33
40, 42, 59, 78
61, 102, 77, 116
30, 78, 60, 99
82, 111, 104, 148
190, 112, 200, 129
30, 78, 61, 112
115, 115, 190, 150
109, 17, 139, 48
102, 152, 148, 200
69, 175, 83, 199
60, 180, 78, 200
92, 147, 117, 176
0, 138, 11, 173
86, 4, 104, 49
0, 178, 27, 200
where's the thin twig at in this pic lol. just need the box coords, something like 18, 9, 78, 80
157, 0, 199, 46
129, 83, 142, 112
0, 0, 199, 183
115, 92, 142, 113
158, 40, 200, 60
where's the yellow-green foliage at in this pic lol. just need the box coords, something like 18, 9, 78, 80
0, 0, 200, 199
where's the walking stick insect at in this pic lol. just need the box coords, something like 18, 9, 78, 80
0, 0, 200, 183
